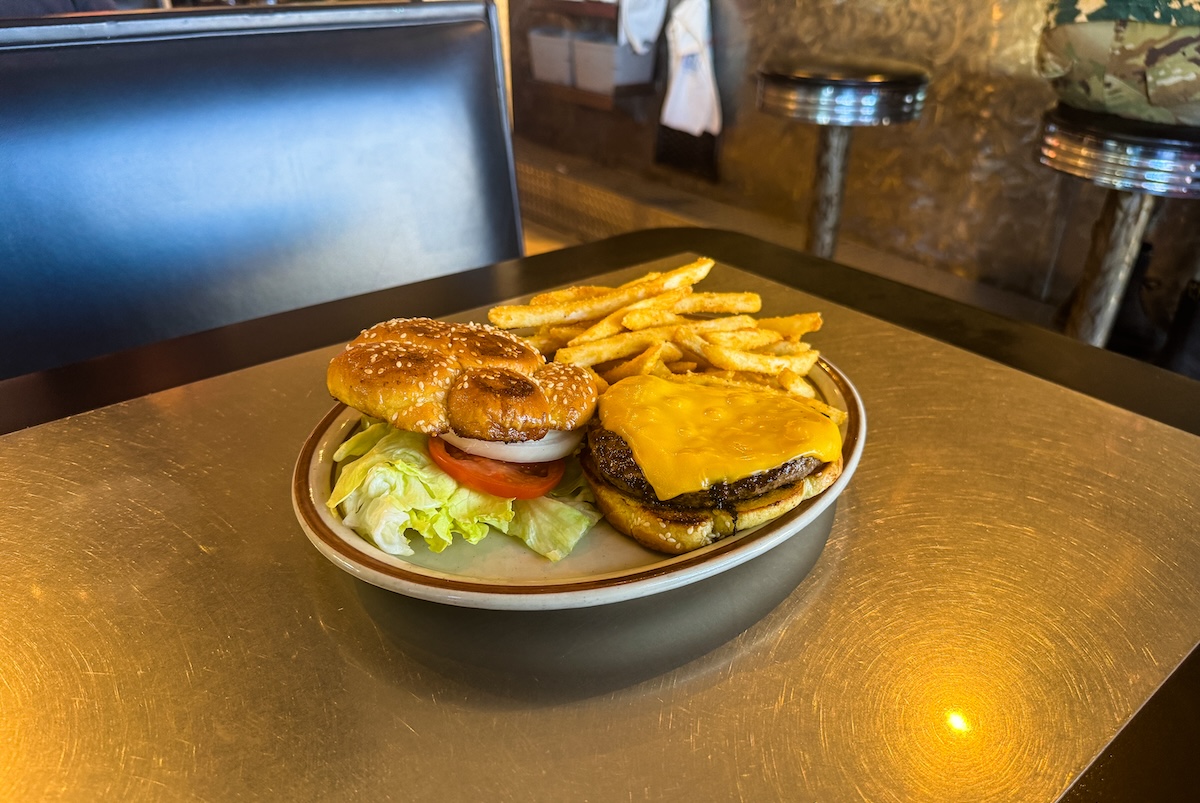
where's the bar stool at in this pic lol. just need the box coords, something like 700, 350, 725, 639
756, 57, 929, 260
1038, 103, 1200, 347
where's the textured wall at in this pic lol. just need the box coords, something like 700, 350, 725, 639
511, 0, 1200, 314
722, 0, 1061, 297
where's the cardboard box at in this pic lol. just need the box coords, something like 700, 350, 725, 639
572, 34, 655, 95
528, 28, 573, 86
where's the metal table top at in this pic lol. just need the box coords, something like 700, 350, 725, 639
2, 230, 1198, 801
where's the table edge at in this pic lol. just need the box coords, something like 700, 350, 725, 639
3, 227, 1196, 437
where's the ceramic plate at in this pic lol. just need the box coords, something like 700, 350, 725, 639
292, 358, 865, 610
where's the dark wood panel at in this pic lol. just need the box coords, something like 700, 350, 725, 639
532, 0, 619, 19
533, 79, 655, 110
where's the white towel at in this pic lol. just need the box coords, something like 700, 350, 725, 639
618, 0, 668, 55
659, 0, 721, 136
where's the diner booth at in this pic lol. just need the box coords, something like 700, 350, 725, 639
1, 3, 1198, 802
0, 2, 522, 378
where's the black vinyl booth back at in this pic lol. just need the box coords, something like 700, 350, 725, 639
0, 3, 522, 379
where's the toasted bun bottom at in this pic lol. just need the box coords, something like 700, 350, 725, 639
581, 451, 843, 555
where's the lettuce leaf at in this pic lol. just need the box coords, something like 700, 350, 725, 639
327, 421, 597, 560
507, 454, 603, 561
509, 496, 602, 562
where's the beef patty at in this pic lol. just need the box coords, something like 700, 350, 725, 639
586, 423, 822, 509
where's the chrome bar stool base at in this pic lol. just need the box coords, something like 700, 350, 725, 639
757, 57, 928, 260
1039, 103, 1200, 347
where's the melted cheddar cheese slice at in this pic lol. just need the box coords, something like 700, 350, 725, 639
597, 375, 842, 501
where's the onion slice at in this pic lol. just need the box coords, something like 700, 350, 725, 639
439, 428, 584, 463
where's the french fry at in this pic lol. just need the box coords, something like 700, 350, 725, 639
795, 396, 848, 426
528, 285, 610, 306
754, 339, 812, 356
556, 328, 675, 367
730, 370, 778, 386
556, 316, 756, 367
666, 371, 783, 394
567, 288, 691, 346
673, 292, 762, 315
486, 263, 848, 432
777, 368, 817, 399
678, 315, 759, 333
543, 323, 591, 341
567, 317, 634, 347
648, 360, 676, 378
620, 309, 690, 331
672, 343, 711, 369
620, 272, 661, 286
488, 257, 714, 329
694, 369, 779, 389
704, 328, 783, 350
602, 342, 684, 384
523, 333, 563, 355
527, 322, 591, 354
586, 367, 610, 394
674, 329, 820, 376
756, 313, 823, 339
527, 274, 667, 305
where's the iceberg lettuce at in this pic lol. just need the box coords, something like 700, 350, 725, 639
327, 421, 598, 561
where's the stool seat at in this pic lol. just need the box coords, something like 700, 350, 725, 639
1039, 104, 1200, 198
1036, 104, 1200, 348
757, 57, 928, 127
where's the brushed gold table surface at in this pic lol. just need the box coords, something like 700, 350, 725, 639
2, 262, 1198, 802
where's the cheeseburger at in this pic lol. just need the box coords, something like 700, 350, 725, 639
580, 374, 844, 554
325, 318, 600, 560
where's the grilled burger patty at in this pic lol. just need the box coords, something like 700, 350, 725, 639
585, 423, 822, 509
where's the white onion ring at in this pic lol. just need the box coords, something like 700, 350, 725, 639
440, 428, 584, 463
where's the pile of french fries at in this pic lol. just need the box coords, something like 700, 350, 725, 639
486, 257, 846, 424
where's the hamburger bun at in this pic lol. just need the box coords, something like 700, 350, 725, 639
581, 450, 842, 554
580, 374, 845, 554
327, 318, 597, 440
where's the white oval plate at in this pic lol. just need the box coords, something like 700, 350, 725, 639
292, 358, 866, 610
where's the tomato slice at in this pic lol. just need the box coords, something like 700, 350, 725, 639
428, 437, 565, 500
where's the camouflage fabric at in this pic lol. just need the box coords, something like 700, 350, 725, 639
1038, 18, 1200, 125
1052, 0, 1200, 28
